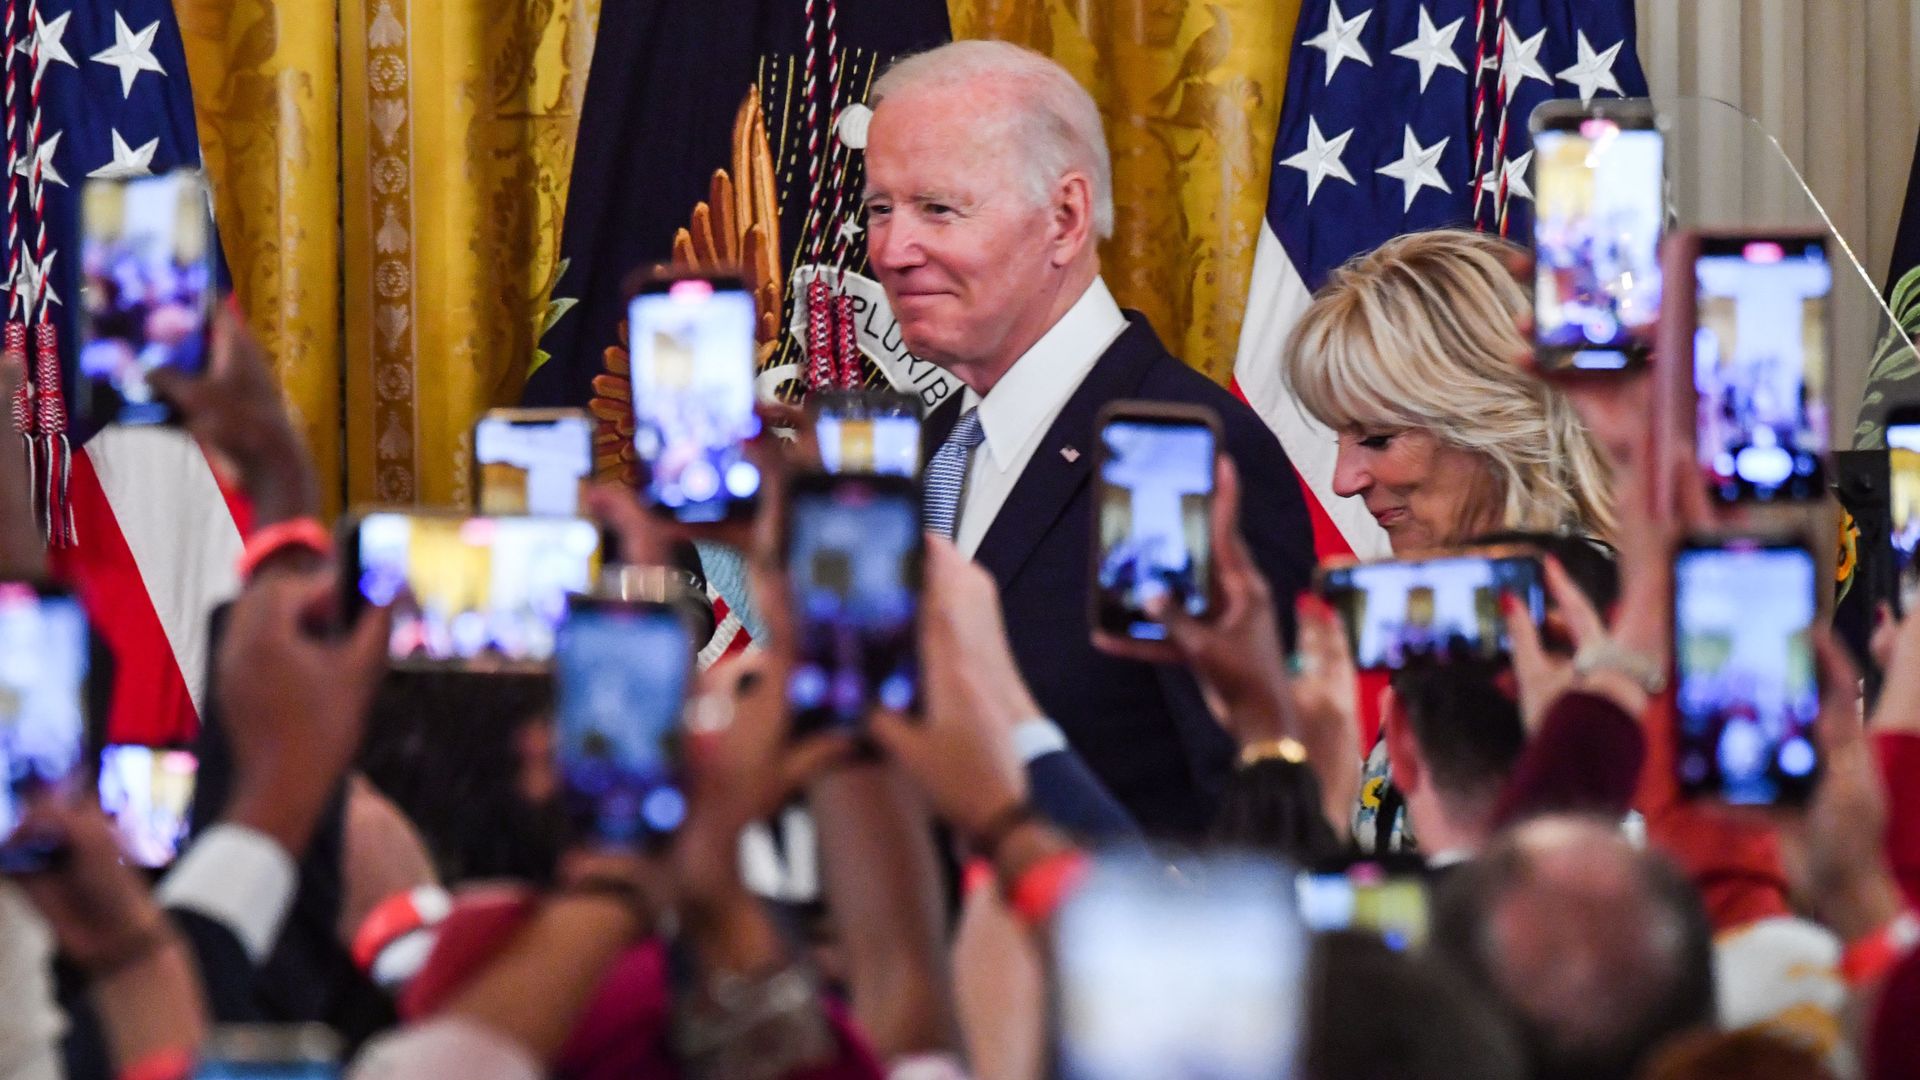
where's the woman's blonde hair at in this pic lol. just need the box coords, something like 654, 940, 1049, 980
1281, 229, 1615, 540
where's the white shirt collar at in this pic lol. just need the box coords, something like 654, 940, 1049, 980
963, 276, 1127, 473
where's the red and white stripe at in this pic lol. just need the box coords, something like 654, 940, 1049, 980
50, 428, 243, 745
1230, 224, 1390, 564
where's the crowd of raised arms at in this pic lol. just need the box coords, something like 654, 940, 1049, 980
3, 36, 1919, 1080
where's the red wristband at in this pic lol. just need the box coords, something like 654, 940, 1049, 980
118, 1047, 193, 1080
1007, 850, 1090, 928
351, 885, 452, 989
1841, 909, 1920, 986
237, 518, 332, 582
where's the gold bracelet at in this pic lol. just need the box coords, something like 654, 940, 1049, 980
1238, 737, 1308, 768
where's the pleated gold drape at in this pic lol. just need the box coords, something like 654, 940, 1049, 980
949, 1, 1304, 385
339, 0, 599, 510
176, 0, 598, 515
175, 0, 343, 514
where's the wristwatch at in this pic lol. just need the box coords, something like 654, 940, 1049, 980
1572, 640, 1667, 695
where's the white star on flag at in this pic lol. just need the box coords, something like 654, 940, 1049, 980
837, 217, 863, 244
1377, 126, 1451, 211
89, 129, 160, 180
13, 130, 63, 189
16, 10, 75, 78
1280, 117, 1356, 204
1497, 21, 1553, 98
11, 249, 59, 313
1555, 31, 1625, 104
1477, 149, 1535, 210
1390, 6, 1465, 93
1304, 1, 1372, 85
91, 13, 166, 98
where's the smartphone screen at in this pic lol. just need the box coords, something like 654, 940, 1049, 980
1531, 112, 1664, 371
473, 410, 594, 517
1693, 236, 1831, 503
96, 745, 197, 869
193, 1025, 341, 1080
1092, 412, 1217, 641
1891, 423, 1920, 614
1674, 540, 1820, 805
814, 392, 920, 477
1295, 864, 1429, 951
0, 584, 89, 859
195, 1060, 337, 1080
78, 170, 218, 425
556, 604, 693, 846
628, 277, 762, 523
348, 513, 602, 669
786, 475, 921, 733
1055, 854, 1306, 1080
1317, 552, 1545, 671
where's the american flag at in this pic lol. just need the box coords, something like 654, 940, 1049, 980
1232, 0, 1649, 560
14, 1, 238, 746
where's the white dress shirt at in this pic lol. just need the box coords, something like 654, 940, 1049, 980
952, 277, 1127, 557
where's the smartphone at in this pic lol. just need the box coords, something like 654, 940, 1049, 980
0, 583, 90, 872
555, 601, 693, 847
1673, 536, 1821, 805
472, 408, 594, 516
1891, 417, 1920, 616
1091, 403, 1219, 641
97, 745, 197, 869
77, 169, 219, 425
1295, 861, 1430, 951
1314, 546, 1547, 671
193, 1024, 341, 1080
1689, 232, 1831, 503
627, 274, 762, 523
1054, 854, 1307, 1080
342, 511, 602, 670
1529, 100, 1665, 372
812, 390, 920, 477
785, 474, 922, 734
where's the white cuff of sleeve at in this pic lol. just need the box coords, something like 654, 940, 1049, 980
156, 823, 298, 964
1011, 717, 1069, 766
348, 1018, 543, 1080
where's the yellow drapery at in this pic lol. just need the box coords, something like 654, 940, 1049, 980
947, 0, 1303, 385
339, 0, 598, 510
175, 0, 343, 515
177, 0, 598, 514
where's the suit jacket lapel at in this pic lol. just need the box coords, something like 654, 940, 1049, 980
973, 315, 1164, 587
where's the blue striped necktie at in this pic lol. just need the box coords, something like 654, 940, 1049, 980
922, 406, 985, 540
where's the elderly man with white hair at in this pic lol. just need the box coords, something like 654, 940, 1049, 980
862, 40, 1316, 837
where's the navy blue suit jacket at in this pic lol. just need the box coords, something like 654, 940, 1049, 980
924, 312, 1316, 837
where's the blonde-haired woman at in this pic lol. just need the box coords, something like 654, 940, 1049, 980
1281, 229, 1614, 854
1284, 228, 1615, 548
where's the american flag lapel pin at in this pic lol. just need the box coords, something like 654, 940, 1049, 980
1060, 445, 1080, 463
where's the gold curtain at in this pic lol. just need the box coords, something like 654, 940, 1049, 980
175, 0, 344, 516
178, 0, 598, 514
948, 0, 1303, 385
339, 0, 599, 509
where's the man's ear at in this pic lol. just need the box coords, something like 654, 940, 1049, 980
1382, 687, 1423, 796
1048, 171, 1096, 268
